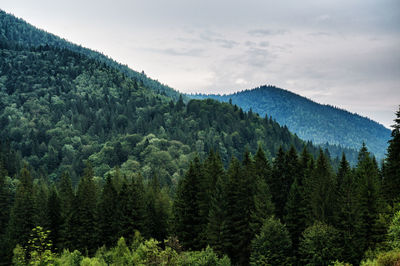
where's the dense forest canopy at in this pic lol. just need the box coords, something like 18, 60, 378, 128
0, 9, 399, 266
191, 85, 391, 160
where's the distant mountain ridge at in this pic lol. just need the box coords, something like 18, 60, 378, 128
190, 85, 391, 160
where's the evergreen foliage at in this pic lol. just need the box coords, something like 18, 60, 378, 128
191, 85, 390, 161
250, 217, 292, 266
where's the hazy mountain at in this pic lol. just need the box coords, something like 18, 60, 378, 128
190, 85, 391, 160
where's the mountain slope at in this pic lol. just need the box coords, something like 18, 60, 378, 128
0, 37, 337, 185
0, 9, 183, 101
190, 85, 390, 160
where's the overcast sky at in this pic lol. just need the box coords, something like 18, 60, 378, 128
2, 0, 400, 128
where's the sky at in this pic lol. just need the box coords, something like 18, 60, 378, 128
2, 0, 400, 128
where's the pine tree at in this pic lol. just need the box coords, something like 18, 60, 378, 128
224, 156, 252, 265
270, 147, 287, 219
198, 151, 222, 247
284, 176, 307, 259
173, 158, 202, 250
356, 144, 385, 252
57, 172, 75, 251
251, 146, 274, 236
207, 174, 230, 256
116, 174, 147, 241
307, 150, 337, 225
70, 163, 99, 255
47, 185, 61, 252
383, 106, 400, 206
334, 153, 363, 264
32, 179, 50, 229
7, 166, 35, 257
0, 164, 11, 264
98, 174, 119, 248
146, 175, 171, 241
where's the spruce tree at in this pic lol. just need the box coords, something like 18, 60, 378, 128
116, 174, 147, 241
0, 164, 11, 264
47, 185, 61, 252
32, 179, 50, 229
146, 175, 171, 241
356, 144, 385, 252
7, 166, 35, 258
251, 146, 274, 236
334, 153, 363, 264
57, 172, 75, 251
383, 106, 400, 206
284, 176, 307, 259
98, 174, 119, 248
270, 147, 287, 219
224, 157, 252, 265
70, 163, 99, 255
308, 150, 337, 225
207, 174, 230, 256
173, 158, 202, 250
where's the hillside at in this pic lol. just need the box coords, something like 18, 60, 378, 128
0, 38, 328, 185
0, 9, 183, 101
190, 85, 391, 160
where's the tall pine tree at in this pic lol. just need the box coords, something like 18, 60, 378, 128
173, 157, 203, 250
383, 106, 400, 206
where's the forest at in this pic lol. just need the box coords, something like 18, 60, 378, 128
0, 9, 400, 266
191, 86, 391, 161
1, 118, 400, 265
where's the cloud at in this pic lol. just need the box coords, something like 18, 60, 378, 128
147, 47, 205, 57
248, 29, 287, 37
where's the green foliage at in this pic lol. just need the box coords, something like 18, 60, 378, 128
192, 85, 389, 161
250, 217, 292, 266
173, 158, 203, 250
383, 106, 400, 206
388, 211, 400, 250
299, 222, 343, 266
361, 250, 400, 266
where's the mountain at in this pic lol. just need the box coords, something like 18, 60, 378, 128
190, 85, 391, 160
0, 9, 183, 101
0, 34, 329, 185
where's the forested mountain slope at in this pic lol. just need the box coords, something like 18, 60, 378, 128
0, 9, 182, 100
191, 85, 391, 160
0, 38, 331, 185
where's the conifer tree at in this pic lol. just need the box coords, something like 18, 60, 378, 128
0, 165, 10, 238
334, 153, 363, 264
7, 165, 35, 258
224, 157, 252, 265
308, 150, 337, 225
0, 164, 11, 264
146, 175, 171, 241
57, 172, 75, 251
251, 146, 274, 236
270, 147, 287, 219
32, 179, 50, 229
284, 176, 307, 258
47, 185, 61, 252
207, 174, 230, 256
383, 106, 400, 206
98, 174, 119, 248
70, 163, 99, 255
116, 174, 147, 241
173, 158, 202, 250
356, 144, 385, 252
